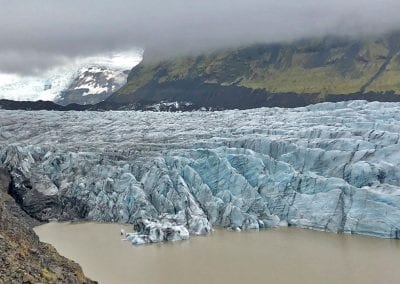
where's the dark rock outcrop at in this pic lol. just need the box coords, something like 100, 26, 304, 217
0, 167, 96, 283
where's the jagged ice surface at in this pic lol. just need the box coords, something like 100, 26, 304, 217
1, 100, 400, 243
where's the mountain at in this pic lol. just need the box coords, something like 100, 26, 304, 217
56, 66, 131, 106
107, 31, 400, 109
3, 32, 400, 111
59, 50, 140, 105
0, 50, 142, 105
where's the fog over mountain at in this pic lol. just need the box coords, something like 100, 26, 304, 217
1, 0, 400, 75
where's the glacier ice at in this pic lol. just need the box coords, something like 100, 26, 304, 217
126, 216, 190, 245
1, 100, 400, 243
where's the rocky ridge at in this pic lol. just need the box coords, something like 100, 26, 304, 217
0, 168, 96, 283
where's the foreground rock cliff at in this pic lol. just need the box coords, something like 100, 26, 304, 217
1, 101, 400, 244
0, 168, 96, 283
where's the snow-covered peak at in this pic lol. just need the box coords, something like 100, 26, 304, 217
0, 49, 143, 103
56, 65, 131, 105
82, 50, 143, 71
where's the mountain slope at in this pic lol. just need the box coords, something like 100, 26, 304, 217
108, 31, 400, 108
56, 66, 130, 105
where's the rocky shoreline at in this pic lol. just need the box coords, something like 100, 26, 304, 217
0, 167, 96, 283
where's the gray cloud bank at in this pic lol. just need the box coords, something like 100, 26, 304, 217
1, 0, 400, 74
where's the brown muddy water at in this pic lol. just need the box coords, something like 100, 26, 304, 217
34, 222, 400, 284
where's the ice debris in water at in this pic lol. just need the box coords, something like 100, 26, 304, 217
126, 215, 190, 245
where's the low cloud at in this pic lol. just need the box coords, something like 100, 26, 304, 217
1, 0, 400, 74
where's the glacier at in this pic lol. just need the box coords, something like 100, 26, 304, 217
1, 100, 400, 244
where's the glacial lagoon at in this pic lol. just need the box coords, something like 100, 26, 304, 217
35, 222, 400, 284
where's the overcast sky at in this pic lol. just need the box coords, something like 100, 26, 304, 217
1, 0, 400, 75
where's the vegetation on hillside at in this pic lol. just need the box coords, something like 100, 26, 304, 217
117, 32, 400, 98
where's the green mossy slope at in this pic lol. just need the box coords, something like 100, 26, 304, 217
111, 32, 400, 107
